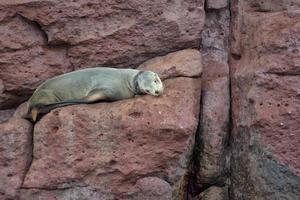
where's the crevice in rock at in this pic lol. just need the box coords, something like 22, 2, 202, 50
231, 53, 241, 60
21, 185, 87, 191
186, 89, 205, 199
16, 13, 48, 44
185, 0, 232, 199
264, 71, 300, 76
161, 75, 202, 81
226, 1, 234, 199
20, 124, 34, 189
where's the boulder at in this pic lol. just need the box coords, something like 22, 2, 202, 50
20, 49, 202, 199
139, 49, 203, 80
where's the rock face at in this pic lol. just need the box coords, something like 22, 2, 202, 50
206, 0, 228, 10
193, 186, 228, 200
0, 117, 32, 200
1, 1, 300, 200
0, 109, 15, 123
0, 0, 205, 109
230, 0, 300, 199
19, 49, 202, 200
188, 4, 230, 198
0, 13, 72, 109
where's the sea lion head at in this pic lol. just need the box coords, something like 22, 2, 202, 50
136, 71, 164, 96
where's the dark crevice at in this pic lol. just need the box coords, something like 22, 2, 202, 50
186, 88, 205, 199
264, 71, 300, 76
16, 13, 73, 48
227, 1, 233, 199
161, 75, 202, 81
20, 185, 87, 191
20, 124, 34, 189
231, 53, 241, 60
186, 0, 232, 199
16, 13, 49, 44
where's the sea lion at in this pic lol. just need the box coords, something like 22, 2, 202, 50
25, 67, 164, 122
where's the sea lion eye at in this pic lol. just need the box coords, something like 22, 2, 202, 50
154, 80, 157, 83
146, 90, 150, 93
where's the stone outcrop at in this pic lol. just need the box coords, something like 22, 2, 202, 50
15, 49, 202, 200
0, 1, 299, 200
0, 0, 205, 109
0, 117, 32, 199
230, 0, 300, 199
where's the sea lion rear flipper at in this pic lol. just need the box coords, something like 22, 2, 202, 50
84, 89, 107, 102
31, 107, 39, 122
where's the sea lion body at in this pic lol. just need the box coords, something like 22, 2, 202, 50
27, 67, 164, 122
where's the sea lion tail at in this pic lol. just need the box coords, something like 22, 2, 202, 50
24, 100, 93, 122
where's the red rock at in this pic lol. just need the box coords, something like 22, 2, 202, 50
0, 117, 32, 199
129, 177, 172, 200
229, 0, 242, 56
17, 49, 203, 199
0, 15, 44, 52
197, 77, 229, 183
0, 0, 205, 109
13, 101, 28, 119
245, 0, 300, 12
230, 1, 300, 199
0, 14, 72, 109
8, 0, 205, 69
193, 186, 228, 200
138, 49, 203, 80
194, 7, 230, 191
22, 77, 201, 199
206, 0, 228, 9
0, 46, 72, 109
0, 109, 15, 123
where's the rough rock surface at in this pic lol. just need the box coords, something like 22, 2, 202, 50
189, 6, 230, 197
0, 0, 205, 109
206, 0, 228, 10
230, 0, 300, 199
0, 13, 72, 109
19, 50, 202, 199
0, 109, 15, 123
0, 117, 32, 200
1, 1, 300, 200
139, 49, 203, 80
193, 186, 228, 200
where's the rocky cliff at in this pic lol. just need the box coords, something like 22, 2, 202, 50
0, 0, 299, 200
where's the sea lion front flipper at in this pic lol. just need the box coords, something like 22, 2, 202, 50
84, 89, 107, 102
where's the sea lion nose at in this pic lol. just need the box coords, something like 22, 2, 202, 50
155, 90, 159, 95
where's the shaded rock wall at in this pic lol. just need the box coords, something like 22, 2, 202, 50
0, 0, 300, 200
230, 0, 300, 199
